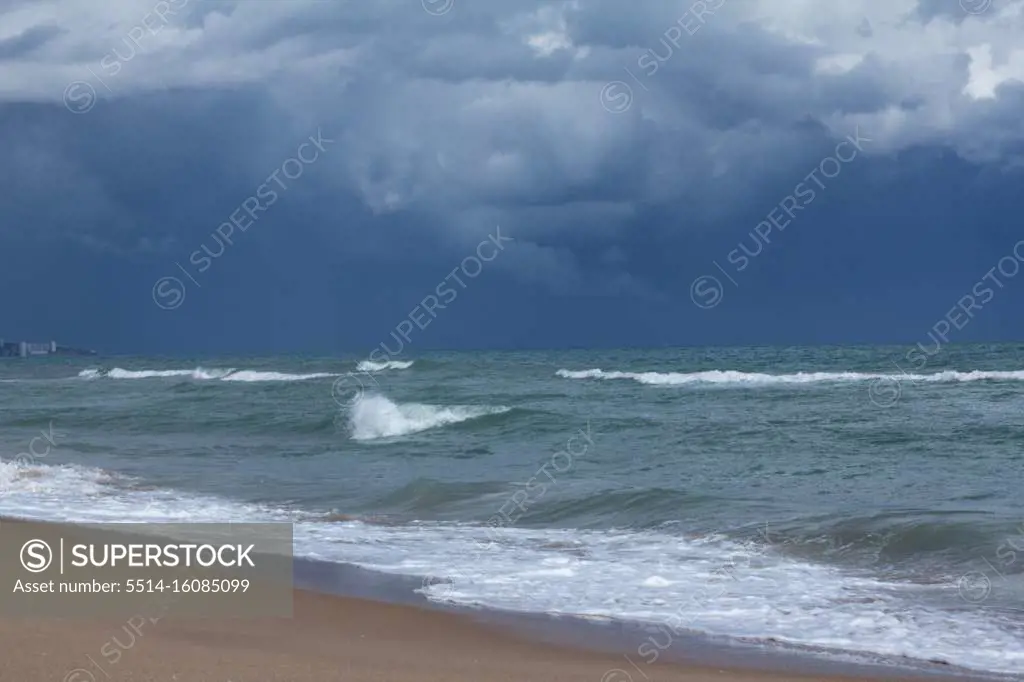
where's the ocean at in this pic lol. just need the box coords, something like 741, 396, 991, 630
2, 344, 1023, 677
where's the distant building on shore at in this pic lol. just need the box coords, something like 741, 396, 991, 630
0, 339, 97, 358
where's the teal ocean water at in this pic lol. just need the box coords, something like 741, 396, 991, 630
2, 345, 1024, 676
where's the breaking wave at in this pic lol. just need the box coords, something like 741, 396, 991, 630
356, 360, 414, 372
347, 394, 510, 441
219, 371, 336, 382
556, 368, 1024, 386
78, 368, 336, 382
105, 368, 198, 379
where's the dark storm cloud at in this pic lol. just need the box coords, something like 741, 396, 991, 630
1, 0, 1024, 352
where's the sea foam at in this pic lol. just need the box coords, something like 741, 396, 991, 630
347, 394, 509, 441
78, 368, 336, 382
356, 360, 414, 372
2, 459, 1022, 675
219, 371, 336, 382
556, 368, 1024, 386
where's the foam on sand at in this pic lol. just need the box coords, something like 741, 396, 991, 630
1, 459, 1021, 675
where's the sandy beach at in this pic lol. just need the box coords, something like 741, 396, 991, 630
0, 587, 938, 682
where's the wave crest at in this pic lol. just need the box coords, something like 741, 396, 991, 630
78, 368, 336, 382
107, 368, 196, 379
220, 371, 335, 382
556, 368, 1024, 386
348, 394, 509, 441
356, 360, 414, 372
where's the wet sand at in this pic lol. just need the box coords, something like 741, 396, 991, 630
0, 587, 939, 682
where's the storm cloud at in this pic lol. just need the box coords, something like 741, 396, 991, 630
1, 0, 1023, 353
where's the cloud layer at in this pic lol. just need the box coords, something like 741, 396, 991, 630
2, 0, 1023, 351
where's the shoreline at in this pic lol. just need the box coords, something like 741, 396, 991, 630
1, 586, 968, 682
293, 557, 995, 682
0, 517, 1003, 682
